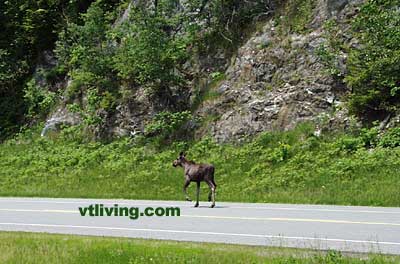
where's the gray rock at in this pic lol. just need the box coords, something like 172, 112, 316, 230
41, 108, 81, 137
194, 0, 363, 142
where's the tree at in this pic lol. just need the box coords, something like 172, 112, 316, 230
346, 0, 400, 119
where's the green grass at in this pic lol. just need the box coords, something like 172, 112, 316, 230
0, 232, 398, 263
1, 123, 400, 206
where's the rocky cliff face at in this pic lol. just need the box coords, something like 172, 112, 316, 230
42, 0, 364, 141
195, 0, 364, 142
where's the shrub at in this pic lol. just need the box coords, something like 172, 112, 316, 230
202, 0, 274, 49
316, 44, 342, 77
334, 136, 362, 153
112, 3, 188, 95
346, 0, 400, 117
276, 0, 316, 34
210, 72, 225, 82
23, 79, 56, 119
269, 142, 291, 163
145, 111, 194, 139
359, 125, 379, 148
379, 127, 400, 148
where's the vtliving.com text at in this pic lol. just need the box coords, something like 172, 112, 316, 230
79, 204, 180, 220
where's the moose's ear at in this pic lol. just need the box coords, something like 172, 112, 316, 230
179, 151, 184, 157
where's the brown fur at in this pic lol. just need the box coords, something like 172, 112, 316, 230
173, 152, 217, 208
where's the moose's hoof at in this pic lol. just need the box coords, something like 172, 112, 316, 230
186, 198, 192, 202
210, 204, 215, 208
194, 203, 199, 207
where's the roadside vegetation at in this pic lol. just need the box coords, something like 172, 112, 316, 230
0, 232, 399, 264
1, 123, 399, 206
1, 0, 399, 206
317, 0, 400, 119
0, 0, 272, 140
2, 0, 399, 139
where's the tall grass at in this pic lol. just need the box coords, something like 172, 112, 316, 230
1, 123, 399, 206
0, 232, 398, 264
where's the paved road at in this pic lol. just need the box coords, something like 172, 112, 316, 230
0, 197, 400, 254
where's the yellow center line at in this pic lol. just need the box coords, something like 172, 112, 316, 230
0, 208, 399, 227
180, 214, 400, 226
1, 199, 399, 214
0, 208, 76, 213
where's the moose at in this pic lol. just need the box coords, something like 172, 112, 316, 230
172, 152, 217, 208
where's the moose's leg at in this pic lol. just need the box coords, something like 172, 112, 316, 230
211, 184, 216, 208
206, 180, 216, 208
207, 180, 214, 202
183, 179, 192, 202
194, 182, 200, 207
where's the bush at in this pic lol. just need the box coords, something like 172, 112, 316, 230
316, 44, 342, 77
346, 0, 400, 117
334, 136, 362, 153
379, 127, 400, 148
112, 3, 188, 95
23, 79, 56, 119
276, 0, 316, 34
145, 111, 194, 139
359, 125, 379, 148
201, 0, 274, 49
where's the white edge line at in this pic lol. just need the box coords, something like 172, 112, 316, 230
0, 222, 400, 246
1, 209, 400, 226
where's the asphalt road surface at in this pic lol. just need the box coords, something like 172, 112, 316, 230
0, 197, 400, 254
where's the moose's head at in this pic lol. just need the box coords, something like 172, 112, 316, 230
173, 152, 186, 167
